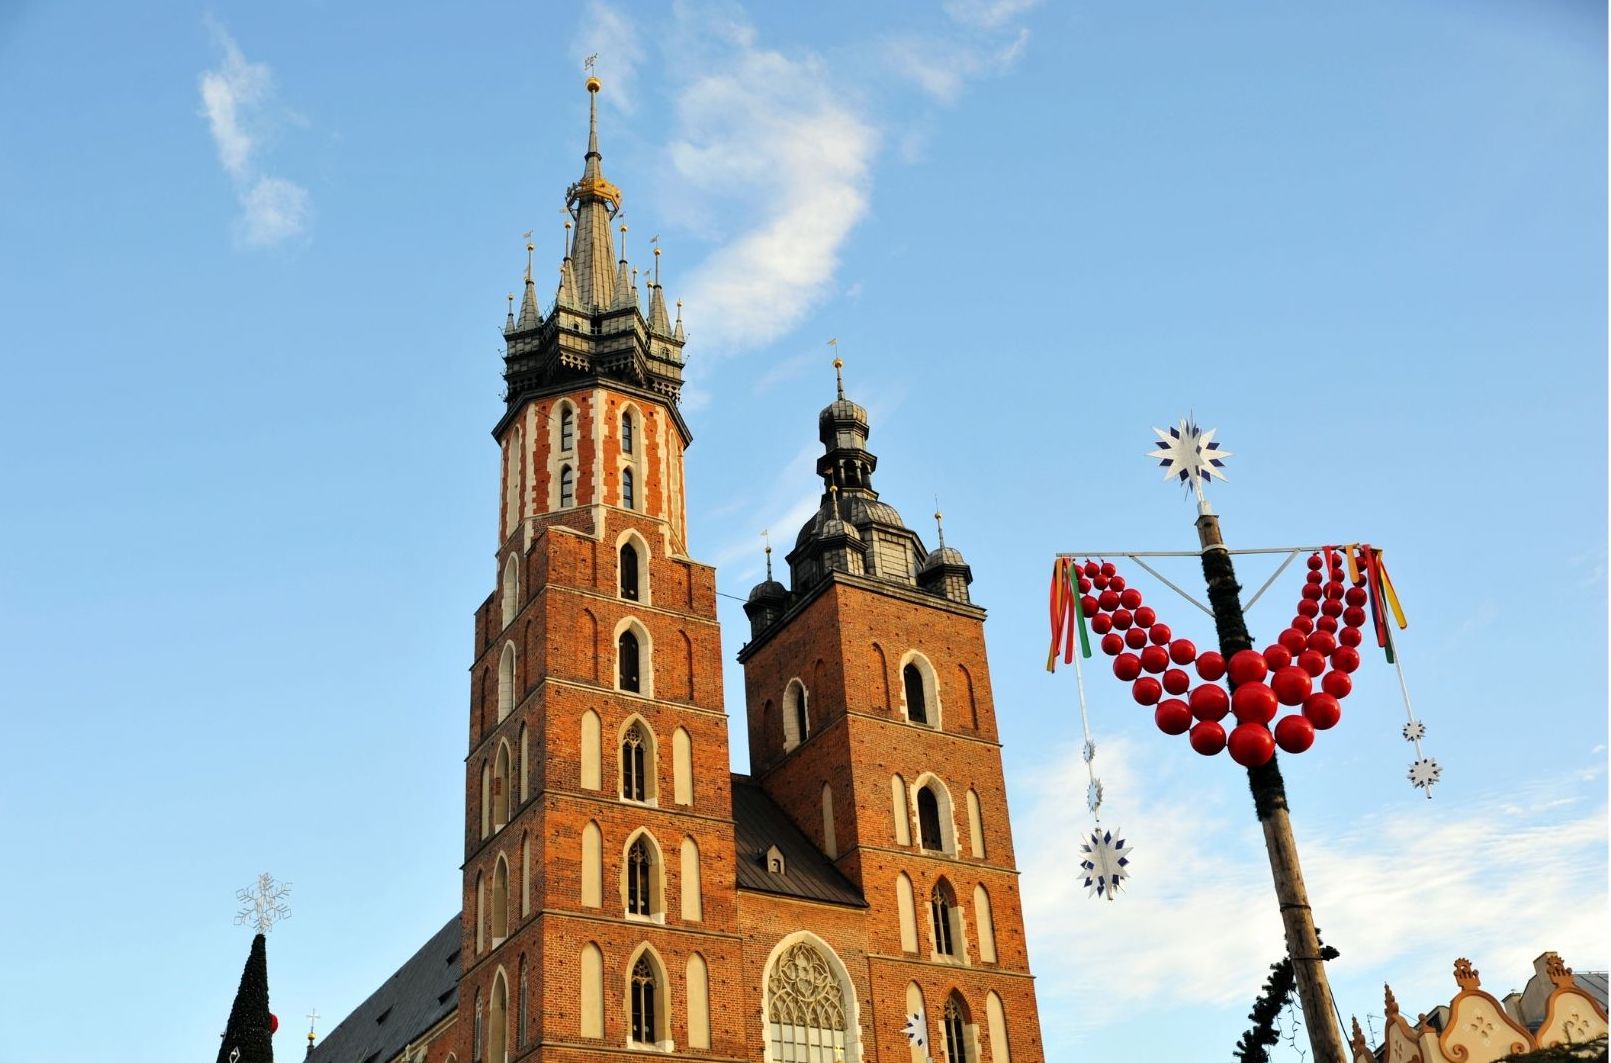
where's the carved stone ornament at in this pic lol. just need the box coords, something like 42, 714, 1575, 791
1453, 958, 1480, 991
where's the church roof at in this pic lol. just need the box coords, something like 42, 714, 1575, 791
307, 916, 459, 1063
731, 776, 867, 908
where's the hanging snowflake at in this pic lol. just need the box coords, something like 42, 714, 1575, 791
1080, 827, 1133, 900
901, 1013, 927, 1049
1086, 779, 1104, 816
1408, 758, 1442, 793
1402, 721, 1426, 742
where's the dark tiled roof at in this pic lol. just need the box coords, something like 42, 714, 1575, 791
731, 775, 866, 908
308, 916, 460, 1063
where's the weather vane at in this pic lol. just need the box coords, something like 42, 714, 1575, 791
584, 53, 598, 74
234, 872, 292, 934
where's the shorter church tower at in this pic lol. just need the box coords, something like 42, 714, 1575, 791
739, 361, 1045, 1063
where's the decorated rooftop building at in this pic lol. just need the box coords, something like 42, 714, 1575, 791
304, 76, 1044, 1063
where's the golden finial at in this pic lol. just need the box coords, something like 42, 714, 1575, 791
934, 500, 945, 547
761, 529, 773, 580
525, 240, 535, 281
828, 339, 844, 398
584, 53, 601, 94
652, 244, 661, 287
563, 219, 572, 258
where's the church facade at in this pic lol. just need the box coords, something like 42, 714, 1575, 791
306, 77, 1044, 1063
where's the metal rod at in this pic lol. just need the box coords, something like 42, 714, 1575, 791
1243, 549, 1300, 612
1126, 554, 1214, 616
1058, 545, 1343, 558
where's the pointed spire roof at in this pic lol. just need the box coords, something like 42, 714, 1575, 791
566, 77, 620, 310
514, 240, 540, 329
216, 933, 275, 1063
647, 247, 671, 332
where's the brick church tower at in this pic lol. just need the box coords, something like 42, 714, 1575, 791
302, 76, 1043, 1063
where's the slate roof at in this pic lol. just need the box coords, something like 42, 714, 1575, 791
731, 775, 867, 908
307, 915, 460, 1063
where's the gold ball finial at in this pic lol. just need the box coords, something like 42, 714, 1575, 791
525, 242, 534, 253
832, 357, 843, 370
585, 75, 602, 94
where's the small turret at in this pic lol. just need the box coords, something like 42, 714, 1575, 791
743, 536, 789, 638
918, 509, 973, 603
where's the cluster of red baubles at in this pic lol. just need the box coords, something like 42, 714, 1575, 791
1081, 552, 1367, 768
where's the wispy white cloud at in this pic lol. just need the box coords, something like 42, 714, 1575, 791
885, 0, 1040, 103
574, 1, 644, 113
665, 7, 877, 356
199, 23, 309, 247
943, 0, 1042, 30
1019, 739, 1608, 1044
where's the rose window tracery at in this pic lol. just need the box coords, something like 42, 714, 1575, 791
767, 942, 849, 1062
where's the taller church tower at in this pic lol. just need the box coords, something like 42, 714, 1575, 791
460, 76, 744, 1062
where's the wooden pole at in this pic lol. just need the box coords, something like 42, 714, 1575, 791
1196, 510, 1348, 1063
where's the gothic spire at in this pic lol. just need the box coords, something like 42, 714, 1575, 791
566, 76, 620, 310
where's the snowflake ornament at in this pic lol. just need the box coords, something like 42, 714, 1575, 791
1086, 779, 1104, 816
1408, 758, 1442, 793
1402, 721, 1426, 742
902, 1013, 927, 1049
1148, 418, 1231, 495
1080, 827, 1133, 900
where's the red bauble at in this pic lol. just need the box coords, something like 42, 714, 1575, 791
1274, 714, 1316, 753
1297, 650, 1326, 677
1307, 630, 1338, 655
1227, 649, 1269, 686
1190, 720, 1227, 756
270, 1014, 280, 1035
1110, 575, 1127, 592
1189, 683, 1231, 721
1149, 623, 1172, 646
1098, 590, 1120, 612
1155, 698, 1192, 734
1132, 676, 1163, 705
1305, 569, 1322, 584
1134, 606, 1157, 628
1338, 626, 1363, 647
1264, 645, 1293, 671
1112, 608, 1134, 630
1196, 651, 1227, 681
1327, 549, 1342, 566
1119, 588, 1142, 610
1081, 595, 1100, 619
1331, 645, 1361, 673
1077, 577, 1092, 594
1316, 616, 1339, 634
1303, 692, 1342, 729
1139, 645, 1170, 673
1322, 670, 1353, 699
1232, 681, 1278, 724
1093, 574, 1109, 590
1169, 638, 1197, 665
1101, 633, 1124, 656
1302, 583, 1323, 601
1297, 598, 1320, 618
1292, 615, 1315, 634
1100, 561, 1116, 576
1228, 723, 1276, 767
1084, 560, 1100, 577
1345, 586, 1368, 607
1324, 582, 1344, 600
1114, 653, 1142, 681
1278, 628, 1308, 655
1162, 667, 1191, 695
1271, 665, 1312, 706
1342, 606, 1366, 628
1320, 599, 1343, 617
1090, 613, 1113, 635
1306, 553, 1323, 570
1125, 627, 1148, 649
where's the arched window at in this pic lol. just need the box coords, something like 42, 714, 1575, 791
891, 774, 911, 846
488, 970, 508, 1063
622, 722, 649, 801
966, 789, 985, 859
622, 467, 635, 510
580, 943, 604, 1038
931, 879, 958, 957
672, 727, 693, 805
918, 786, 943, 850
492, 742, 511, 829
581, 821, 602, 907
475, 870, 486, 952
473, 989, 482, 1062
618, 629, 641, 693
622, 411, 635, 454
943, 996, 972, 1063
986, 992, 1011, 1062
559, 406, 575, 452
517, 956, 528, 1048
492, 856, 509, 941
765, 939, 851, 1062
630, 955, 659, 1045
680, 836, 702, 921
480, 761, 492, 839
904, 663, 928, 724
559, 464, 575, 508
627, 836, 653, 915
896, 872, 918, 953
820, 783, 837, 859
498, 643, 516, 721
518, 725, 528, 805
501, 554, 519, 628
905, 983, 928, 1063
974, 885, 997, 963
521, 832, 531, 917
580, 710, 601, 790
686, 953, 711, 1049
782, 679, 808, 751
619, 542, 640, 600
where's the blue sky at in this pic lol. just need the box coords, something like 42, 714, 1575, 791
0, 2, 1604, 1061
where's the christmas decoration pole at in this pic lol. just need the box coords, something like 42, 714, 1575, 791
1154, 422, 1347, 1063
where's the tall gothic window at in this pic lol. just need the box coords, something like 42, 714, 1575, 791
473, 990, 483, 1062
766, 940, 849, 1062
618, 630, 641, 692
931, 880, 957, 956
794, 695, 809, 745
630, 956, 658, 1045
559, 465, 575, 508
622, 722, 648, 801
904, 663, 928, 724
560, 406, 575, 452
917, 785, 943, 850
620, 543, 640, 600
517, 957, 528, 1047
622, 468, 635, 510
943, 997, 970, 1063
622, 412, 634, 454
627, 836, 653, 915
